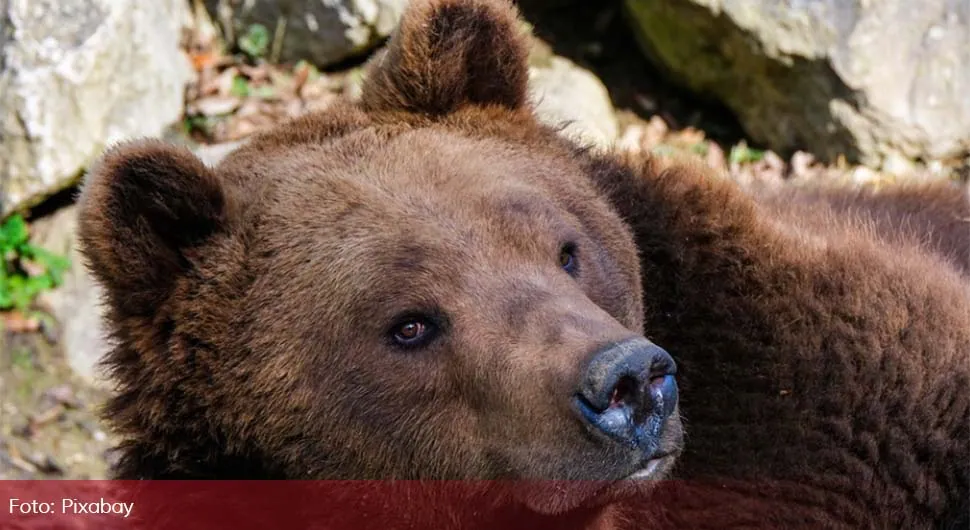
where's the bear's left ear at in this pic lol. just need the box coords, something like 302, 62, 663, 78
77, 140, 233, 316
360, 0, 531, 115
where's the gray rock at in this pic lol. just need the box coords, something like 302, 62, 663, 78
529, 52, 619, 149
0, 0, 192, 217
31, 204, 110, 389
625, 0, 970, 168
193, 140, 246, 167
207, 0, 408, 66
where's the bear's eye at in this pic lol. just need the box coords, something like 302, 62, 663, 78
559, 243, 578, 276
390, 318, 437, 348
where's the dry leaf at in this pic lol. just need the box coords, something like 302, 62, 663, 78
20, 259, 45, 277
790, 151, 816, 178
293, 64, 311, 94
643, 116, 669, 149
705, 142, 726, 170
190, 51, 220, 72
675, 127, 706, 147
618, 125, 645, 153
211, 66, 241, 96
192, 95, 242, 117
239, 63, 271, 83
2, 311, 40, 333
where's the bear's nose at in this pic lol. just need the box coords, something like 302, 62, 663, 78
574, 337, 678, 451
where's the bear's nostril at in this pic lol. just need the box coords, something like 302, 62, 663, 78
608, 375, 638, 409
576, 338, 679, 449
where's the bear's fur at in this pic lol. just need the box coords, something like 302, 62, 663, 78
76, 0, 969, 528
748, 180, 970, 277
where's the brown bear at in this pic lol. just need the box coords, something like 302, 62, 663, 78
75, 0, 969, 528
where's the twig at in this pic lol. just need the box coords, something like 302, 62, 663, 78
270, 15, 288, 64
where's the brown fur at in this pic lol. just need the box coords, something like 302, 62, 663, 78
77, 0, 969, 528
589, 155, 970, 529
753, 180, 970, 277
361, 0, 530, 114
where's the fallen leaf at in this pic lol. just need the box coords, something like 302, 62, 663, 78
19, 259, 45, 277
2, 311, 40, 333
44, 384, 81, 409
190, 51, 220, 72
292, 62, 311, 94
211, 66, 241, 96
191, 95, 242, 117
790, 151, 816, 178
238, 63, 271, 83
618, 125, 645, 153
705, 142, 726, 170
643, 116, 669, 149
23, 404, 66, 438
675, 127, 706, 147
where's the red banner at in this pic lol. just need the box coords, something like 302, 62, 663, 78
3, 480, 637, 530
0, 479, 921, 529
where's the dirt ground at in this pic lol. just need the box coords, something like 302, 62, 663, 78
0, 331, 114, 479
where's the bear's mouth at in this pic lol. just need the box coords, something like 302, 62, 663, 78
514, 451, 680, 516
578, 451, 680, 509
623, 451, 676, 480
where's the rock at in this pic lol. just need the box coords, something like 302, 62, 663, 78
207, 0, 407, 67
528, 45, 619, 148
28, 142, 242, 388
0, 0, 193, 217
624, 0, 970, 168
31, 205, 109, 389
193, 140, 246, 167
880, 151, 918, 177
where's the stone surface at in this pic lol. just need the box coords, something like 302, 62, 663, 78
529, 49, 619, 148
207, 0, 408, 67
0, 0, 192, 217
32, 204, 109, 388
624, 0, 970, 168
193, 139, 246, 167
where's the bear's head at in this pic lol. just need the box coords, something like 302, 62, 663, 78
77, 0, 683, 515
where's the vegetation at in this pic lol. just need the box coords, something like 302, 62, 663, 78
0, 214, 70, 314
238, 23, 271, 60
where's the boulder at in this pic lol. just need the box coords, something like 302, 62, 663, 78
0, 0, 193, 217
529, 43, 619, 148
624, 0, 970, 168
32, 204, 109, 388
206, 0, 408, 67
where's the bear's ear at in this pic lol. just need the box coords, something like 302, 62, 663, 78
77, 140, 231, 316
360, 0, 530, 115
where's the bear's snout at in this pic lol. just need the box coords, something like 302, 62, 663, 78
574, 337, 679, 457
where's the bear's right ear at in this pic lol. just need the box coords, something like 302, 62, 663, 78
360, 0, 531, 115
77, 140, 231, 315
